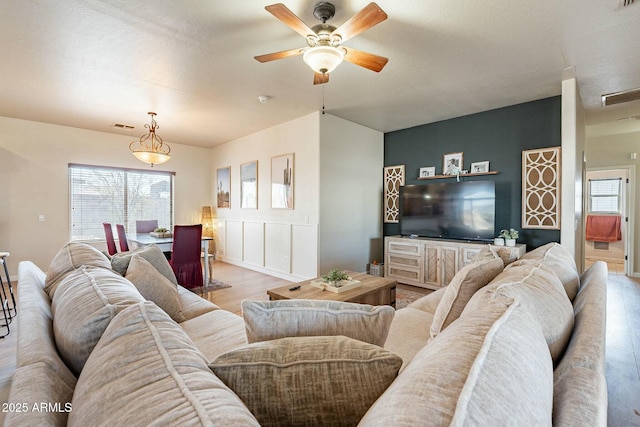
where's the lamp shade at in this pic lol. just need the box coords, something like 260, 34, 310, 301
303, 46, 344, 74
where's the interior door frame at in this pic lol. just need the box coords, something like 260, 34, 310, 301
585, 165, 636, 276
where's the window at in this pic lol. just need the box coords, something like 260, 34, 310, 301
69, 164, 174, 241
588, 178, 621, 213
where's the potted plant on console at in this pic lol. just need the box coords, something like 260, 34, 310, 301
499, 228, 519, 247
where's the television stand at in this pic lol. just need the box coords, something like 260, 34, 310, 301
384, 236, 526, 290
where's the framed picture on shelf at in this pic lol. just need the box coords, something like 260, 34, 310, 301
443, 152, 463, 175
419, 166, 436, 178
216, 166, 231, 209
271, 153, 294, 209
471, 161, 490, 173
240, 160, 258, 209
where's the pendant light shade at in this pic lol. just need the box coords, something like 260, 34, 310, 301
129, 112, 171, 167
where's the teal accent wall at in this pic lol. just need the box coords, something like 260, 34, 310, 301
384, 96, 562, 249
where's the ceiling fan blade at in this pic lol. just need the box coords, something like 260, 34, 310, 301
343, 47, 388, 72
254, 48, 304, 63
265, 3, 316, 39
313, 72, 330, 85
332, 2, 387, 43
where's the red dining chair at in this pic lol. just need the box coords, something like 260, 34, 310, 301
116, 224, 130, 252
103, 223, 118, 256
169, 224, 203, 289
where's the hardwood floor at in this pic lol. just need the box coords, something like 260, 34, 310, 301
0, 260, 638, 426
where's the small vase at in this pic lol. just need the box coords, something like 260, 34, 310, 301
505, 239, 516, 247
493, 238, 505, 246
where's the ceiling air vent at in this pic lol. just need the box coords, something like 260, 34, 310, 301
112, 123, 135, 130
602, 87, 640, 106
619, 0, 636, 7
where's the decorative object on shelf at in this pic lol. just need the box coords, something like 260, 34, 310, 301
522, 146, 561, 230
471, 161, 489, 174
150, 227, 172, 238
443, 152, 463, 176
240, 161, 258, 209
129, 112, 171, 167
419, 166, 436, 178
493, 237, 505, 246
271, 153, 294, 209
499, 228, 519, 247
217, 167, 231, 209
311, 269, 362, 293
384, 165, 405, 223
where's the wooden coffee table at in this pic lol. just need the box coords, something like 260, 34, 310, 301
267, 272, 397, 308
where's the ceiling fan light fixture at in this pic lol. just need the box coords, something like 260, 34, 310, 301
129, 112, 171, 167
303, 45, 344, 74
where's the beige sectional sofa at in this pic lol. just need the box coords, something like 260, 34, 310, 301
5, 241, 607, 426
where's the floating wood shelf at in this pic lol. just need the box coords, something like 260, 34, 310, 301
417, 171, 500, 180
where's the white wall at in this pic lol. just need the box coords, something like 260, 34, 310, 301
319, 114, 384, 274
0, 116, 212, 274
210, 112, 384, 280
211, 113, 320, 281
561, 77, 586, 271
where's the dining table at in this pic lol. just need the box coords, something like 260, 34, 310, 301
128, 233, 214, 285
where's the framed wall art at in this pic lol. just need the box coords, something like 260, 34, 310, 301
240, 160, 258, 209
470, 161, 489, 173
216, 166, 230, 209
419, 166, 436, 178
384, 165, 405, 223
271, 153, 294, 209
522, 146, 561, 229
443, 152, 463, 175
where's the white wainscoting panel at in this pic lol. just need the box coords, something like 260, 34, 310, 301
291, 224, 318, 279
265, 223, 292, 274
214, 219, 226, 258
225, 220, 244, 262
243, 221, 265, 267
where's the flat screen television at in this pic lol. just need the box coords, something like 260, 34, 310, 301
399, 181, 495, 241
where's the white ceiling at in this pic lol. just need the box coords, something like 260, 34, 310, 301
1, 0, 640, 148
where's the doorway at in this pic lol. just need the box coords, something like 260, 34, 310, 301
585, 167, 635, 275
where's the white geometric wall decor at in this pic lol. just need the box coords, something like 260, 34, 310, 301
522, 146, 561, 229
384, 165, 405, 223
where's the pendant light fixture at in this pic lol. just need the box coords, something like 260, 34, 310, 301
129, 112, 171, 167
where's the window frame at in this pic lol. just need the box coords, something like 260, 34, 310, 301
587, 177, 621, 214
68, 163, 175, 242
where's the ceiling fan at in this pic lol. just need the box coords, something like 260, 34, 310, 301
254, 2, 389, 85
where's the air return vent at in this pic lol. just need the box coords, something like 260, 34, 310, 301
602, 87, 640, 106
619, 0, 636, 7
112, 123, 135, 130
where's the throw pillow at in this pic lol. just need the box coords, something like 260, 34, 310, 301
241, 299, 395, 347
430, 253, 504, 338
51, 266, 144, 376
210, 335, 402, 427
110, 244, 178, 286
125, 254, 185, 323
45, 242, 111, 298
68, 301, 260, 427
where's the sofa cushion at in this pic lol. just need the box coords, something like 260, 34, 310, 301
430, 253, 504, 338
180, 309, 248, 362
359, 297, 553, 426
242, 299, 394, 347
407, 286, 446, 314
51, 265, 144, 376
68, 301, 260, 427
465, 263, 574, 365
125, 254, 185, 322
44, 242, 111, 297
513, 242, 580, 300
210, 335, 402, 427
4, 361, 75, 427
177, 285, 219, 320
110, 244, 178, 286
383, 307, 434, 370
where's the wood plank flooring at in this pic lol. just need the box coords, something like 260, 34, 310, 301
0, 260, 638, 426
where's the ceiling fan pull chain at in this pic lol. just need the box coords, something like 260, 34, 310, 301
322, 84, 326, 115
